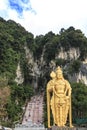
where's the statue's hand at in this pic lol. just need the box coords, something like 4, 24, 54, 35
66, 96, 69, 99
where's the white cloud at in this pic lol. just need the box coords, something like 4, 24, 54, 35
0, 0, 8, 10
0, 0, 87, 37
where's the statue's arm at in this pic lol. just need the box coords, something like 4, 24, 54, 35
47, 81, 53, 93
65, 80, 72, 96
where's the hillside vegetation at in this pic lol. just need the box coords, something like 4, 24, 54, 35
0, 17, 87, 127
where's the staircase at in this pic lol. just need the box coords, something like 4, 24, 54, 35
22, 93, 44, 125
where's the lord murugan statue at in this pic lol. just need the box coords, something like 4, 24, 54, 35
47, 66, 73, 128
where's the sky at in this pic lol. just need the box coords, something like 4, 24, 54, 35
0, 0, 87, 37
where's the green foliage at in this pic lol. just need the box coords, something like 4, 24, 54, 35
25, 33, 34, 51
68, 60, 81, 74
34, 32, 60, 61
23, 84, 34, 99
71, 60, 81, 72
43, 35, 59, 62
0, 18, 35, 84
34, 26, 87, 62
0, 76, 8, 87
43, 31, 55, 42
59, 26, 87, 58
55, 58, 67, 66
72, 82, 87, 121
33, 35, 45, 59
6, 83, 34, 123
43, 91, 48, 128
0, 18, 35, 125
6, 99, 22, 122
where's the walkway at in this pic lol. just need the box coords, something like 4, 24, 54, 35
22, 93, 44, 125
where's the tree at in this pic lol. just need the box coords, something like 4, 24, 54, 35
72, 82, 87, 122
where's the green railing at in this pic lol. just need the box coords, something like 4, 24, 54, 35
74, 118, 87, 125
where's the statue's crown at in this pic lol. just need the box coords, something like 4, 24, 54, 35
56, 66, 62, 74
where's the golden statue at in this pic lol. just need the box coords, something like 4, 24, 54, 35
47, 66, 73, 128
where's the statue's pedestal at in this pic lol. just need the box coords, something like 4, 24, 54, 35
48, 126, 76, 130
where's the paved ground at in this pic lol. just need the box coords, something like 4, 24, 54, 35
22, 93, 44, 125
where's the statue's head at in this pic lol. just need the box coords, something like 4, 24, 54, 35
56, 66, 63, 79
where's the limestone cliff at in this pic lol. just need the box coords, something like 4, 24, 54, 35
15, 62, 24, 85
56, 47, 80, 60
15, 46, 87, 87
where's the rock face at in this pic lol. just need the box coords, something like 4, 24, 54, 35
15, 63, 24, 85
15, 45, 87, 87
69, 62, 87, 85
56, 47, 80, 60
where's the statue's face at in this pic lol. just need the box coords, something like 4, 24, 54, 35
56, 72, 63, 79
